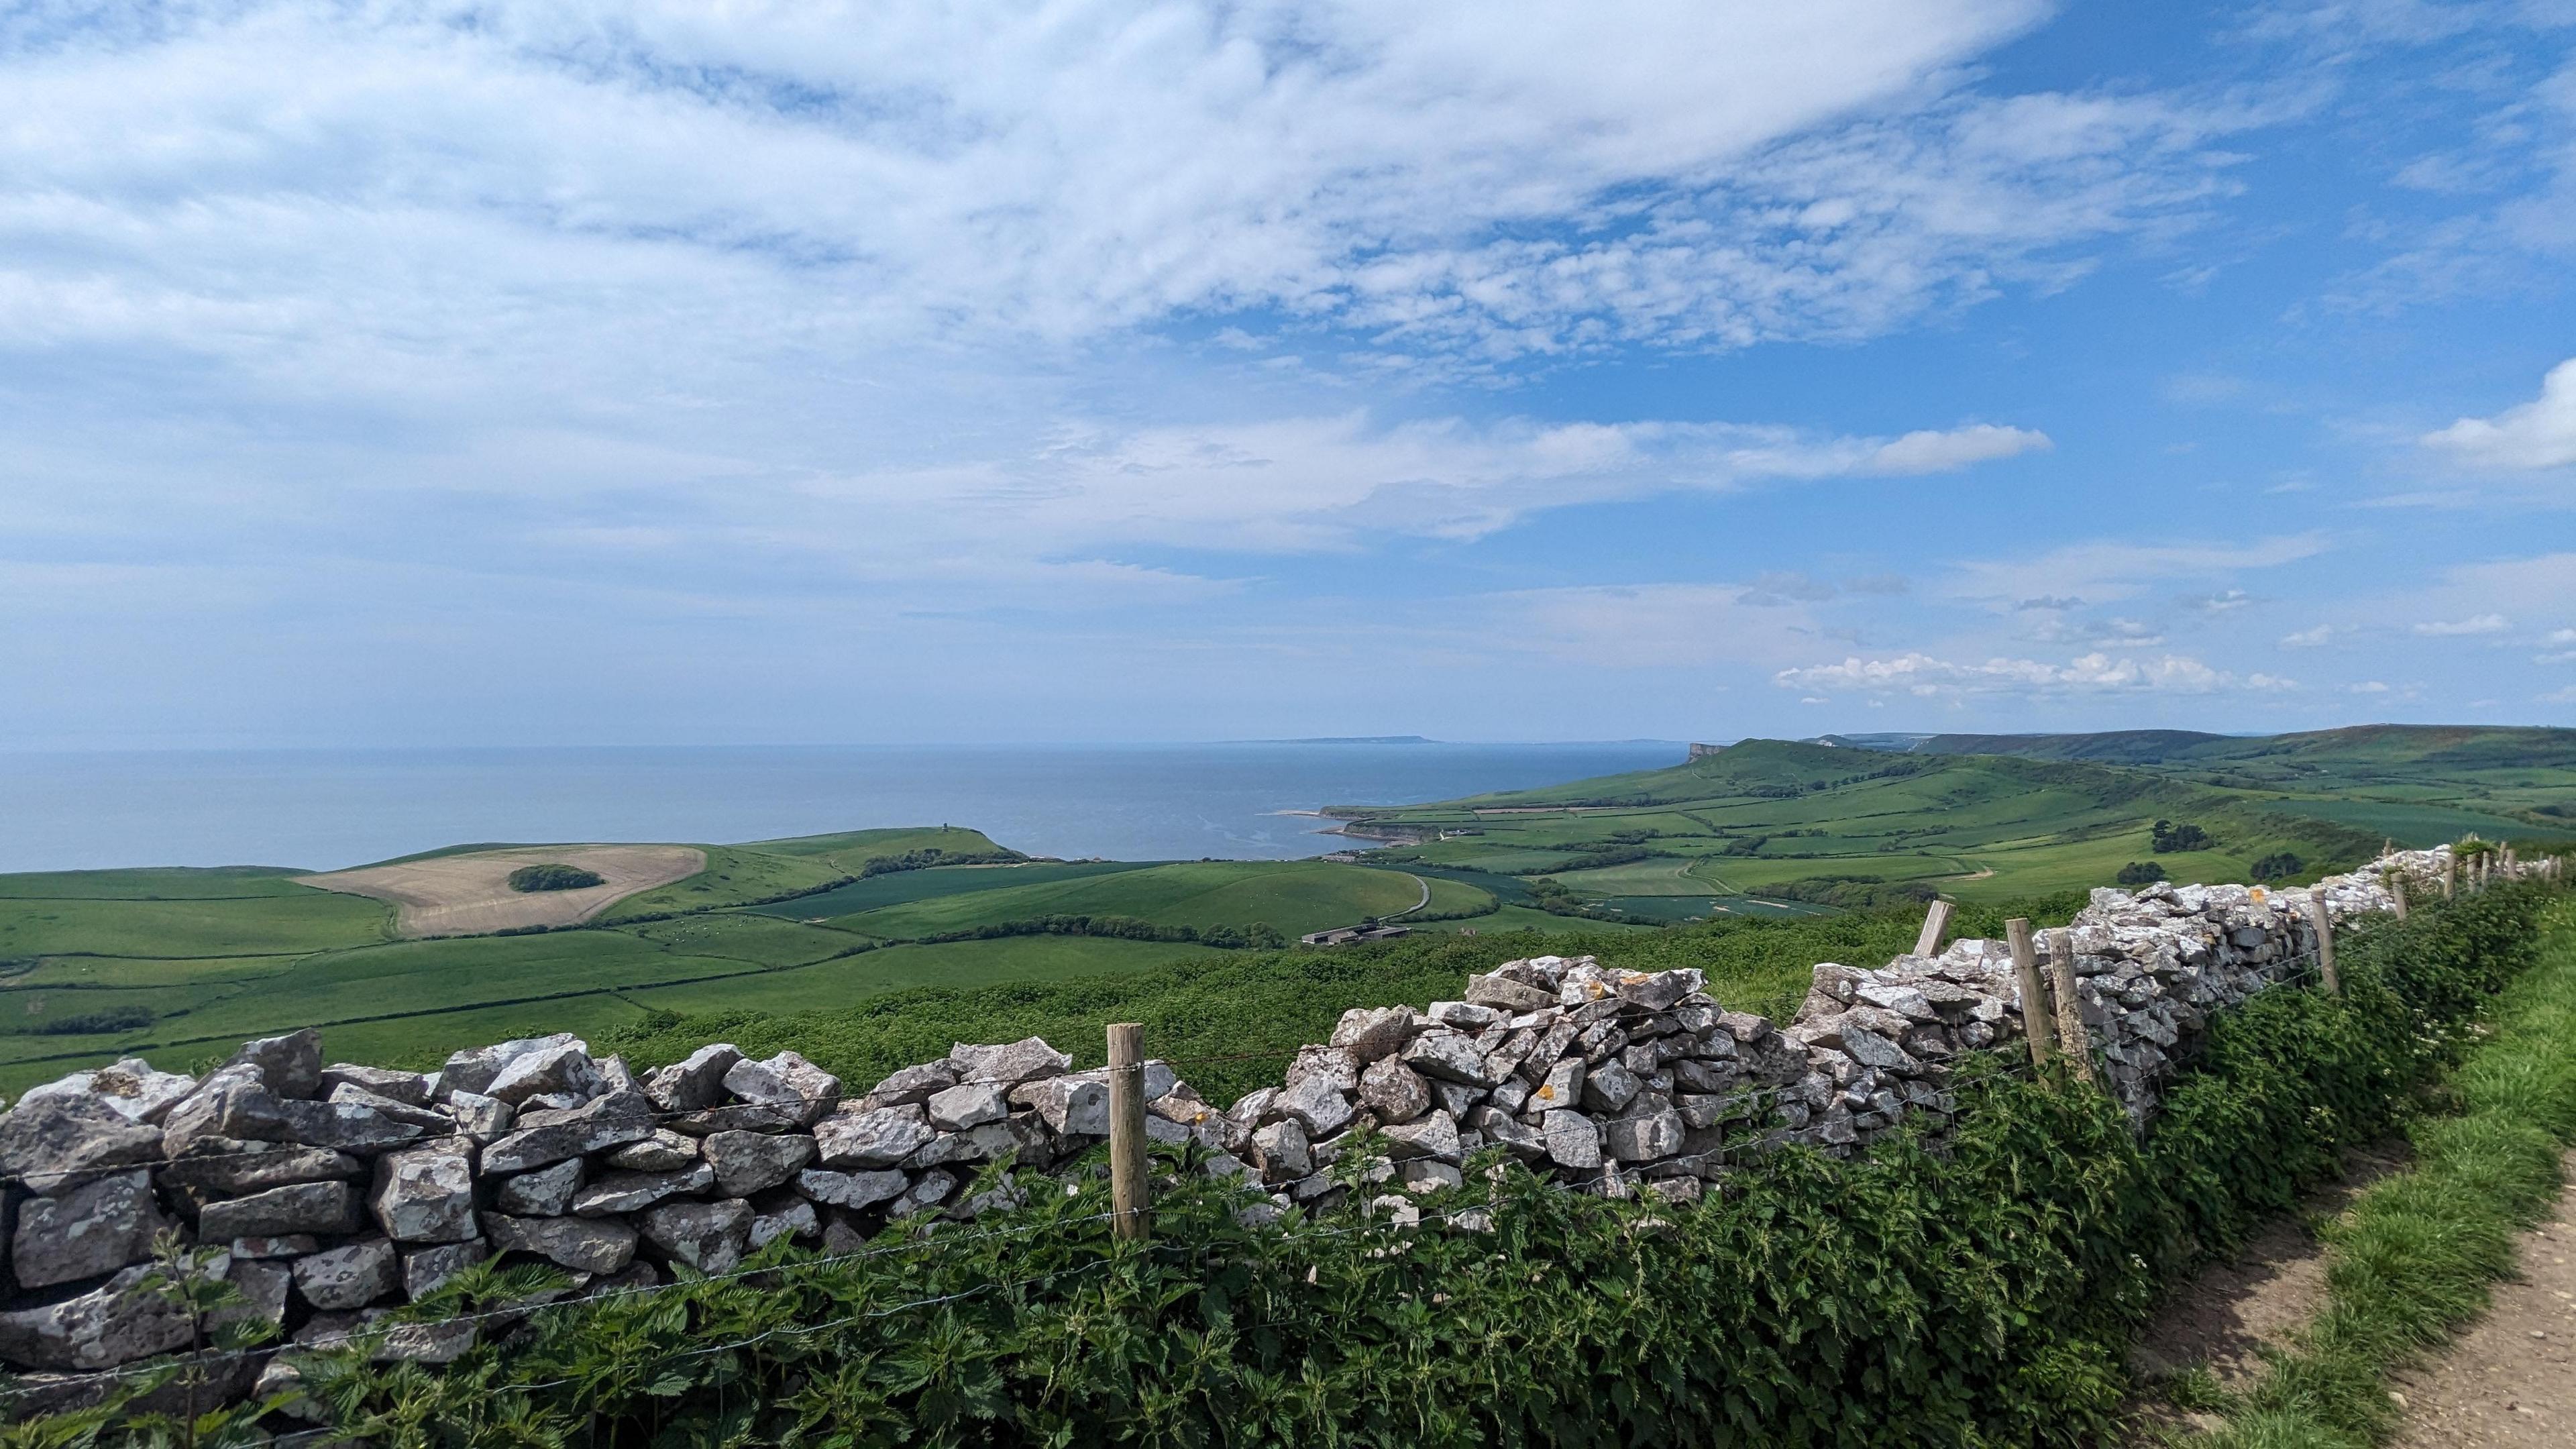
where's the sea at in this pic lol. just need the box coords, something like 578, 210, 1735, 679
0, 742, 1689, 874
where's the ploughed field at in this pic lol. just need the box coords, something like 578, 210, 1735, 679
0, 828, 1489, 1094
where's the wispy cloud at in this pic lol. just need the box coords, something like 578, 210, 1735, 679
1774, 649, 2276, 698
2411, 612, 2509, 635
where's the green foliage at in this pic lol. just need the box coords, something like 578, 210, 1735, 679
36, 1004, 153, 1036
1762, 874, 1944, 908
2186, 896, 2576, 1449
2117, 861, 2169, 887
2248, 851, 2304, 882
856, 847, 1029, 878
909, 913, 1289, 951
504, 863, 604, 893
2151, 820, 2215, 853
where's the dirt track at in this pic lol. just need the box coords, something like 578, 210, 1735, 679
295, 845, 706, 938
2390, 1156, 2575, 1449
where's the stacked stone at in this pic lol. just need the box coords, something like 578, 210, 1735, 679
0, 1028, 1204, 1394
0, 847, 2482, 1408
1225, 959, 1812, 1213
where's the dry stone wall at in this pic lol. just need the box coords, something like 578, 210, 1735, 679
0, 847, 2512, 1408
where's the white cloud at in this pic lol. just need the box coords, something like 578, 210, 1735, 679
2349, 680, 2392, 693
1946, 535, 2328, 604
2422, 357, 2576, 470
2192, 588, 2255, 612
2281, 625, 2335, 646
2412, 612, 2510, 635
2543, 684, 2576, 704
1774, 649, 2254, 698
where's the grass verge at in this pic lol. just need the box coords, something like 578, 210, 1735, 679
2184, 897, 2576, 1448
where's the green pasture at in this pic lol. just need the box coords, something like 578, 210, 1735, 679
593, 845, 847, 922
621, 935, 1212, 1018
0, 867, 318, 900
738, 826, 1015, 873
619, 913, 873, 967
2257, 795, 2538, 846
828, 861, 1432, 940
0, 890, 390, 960
1407, 875, 1495, 918
747, 860, 1152, 920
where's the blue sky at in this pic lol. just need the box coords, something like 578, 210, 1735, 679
4, 0, 2574, 748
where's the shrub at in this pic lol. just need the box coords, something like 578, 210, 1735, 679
2151, 819, 2214, 853
36, 1004, 152, 1036
506, 863, 604, 892
2249, 850, 2304, 881
2116, 860, 2168, 886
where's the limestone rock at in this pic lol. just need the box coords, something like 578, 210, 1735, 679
321, 1065, 431, 1106
274, 1097, 429, 1156
926, 1081, 1009, 1132
640, 1199, 753, 1274
604, 1129, 700, 1171
226, 1029, 323, 1099
945, 1037, 1070, 1089
1464, 973, 1555, 1012
721, 1051, 841, 1126
480, 1091, 655, 1173
1274, 1071, 1355, 1138
1382, 1110, 1462, 1165
0, 1265, 195, 1370
643, 1044, 743, 1113
885, 1169, 957, 1219
1603, 1109, 1685, 1163
814, 1106, 934, 1169
1327, 1006, 1415, 1063
402, 1240, 487, 1299
493, 1157, 586, 1217
1539, 1111, 1601, 1169
795, 1167, 909, 1210
1357, 1059, 1432, 1124
445, 1089, 515, 1140
439, 1034, 585, 1099
200, 1181, 361, 1238
572, 1163, 715, 1216
482, 1041, 602, 1106
1399, 1031, 1493, 1086
1009, 1076, 1108, 1135
13, 1170, 164, 1289
370, 1138, 478, 1243
702, 1130, 816, 1196
1250, 1119, 1311, 1181
749, 1197, 816, 1250
292, 1238, 399, 1311
87, 1060, 196, 1124
480, 1212, 637, 1275
0, 1093, 165, 1195
857, 1061, 955, 1110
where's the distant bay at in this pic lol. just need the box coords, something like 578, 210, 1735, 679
0, 742, 1687, 874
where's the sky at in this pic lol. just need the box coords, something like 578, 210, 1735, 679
4, 0, 2575, 749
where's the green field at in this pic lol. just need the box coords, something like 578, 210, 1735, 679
4, 723, 2563, 1093
1332, 737, 2394, 916
0, 830, 1513, 1093
826, 860, 1449, 940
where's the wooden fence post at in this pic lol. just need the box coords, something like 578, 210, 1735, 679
1914, 899, 1955, 959
2006, 918, 2055, 1069
1107, 1022, 1150, 1242
2390, 877, 2408, 922
2443, 854, 2457, 900
2044, 928, 2096, 1084
2308, 896, 2340, 995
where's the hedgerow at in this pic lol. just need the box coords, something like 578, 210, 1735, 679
252, 882, 2556, 1448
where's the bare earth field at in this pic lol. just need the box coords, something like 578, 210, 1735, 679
297, 845, 706, 937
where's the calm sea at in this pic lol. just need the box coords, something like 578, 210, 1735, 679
0, 743, 1688, 874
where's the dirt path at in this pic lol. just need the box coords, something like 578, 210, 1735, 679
2389, 1152, 2576, 1448
2130, 1142, 2413, 1395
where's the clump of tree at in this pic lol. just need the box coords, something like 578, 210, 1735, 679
1515, 845, 1660, 875
508, 863, 606, 893
911, 914, 1285, 949
1520, 877, 1633, 922
2150, 819, 2214, 853
1760, 875, 1941, 909
855, 847, 1028, 879
2249, 851, 2305, 881
39, 1004, 154, 1036
2115, 861, 2169, 887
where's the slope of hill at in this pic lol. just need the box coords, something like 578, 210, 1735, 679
1857, 723, 2576, 841
1328, 738, 2387, 920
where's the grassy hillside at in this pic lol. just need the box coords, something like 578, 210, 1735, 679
1885, 724, 2576, 841
0, 835, 1499, 1093
824, 860, 1452, 940
1330, 738, 2384, 919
